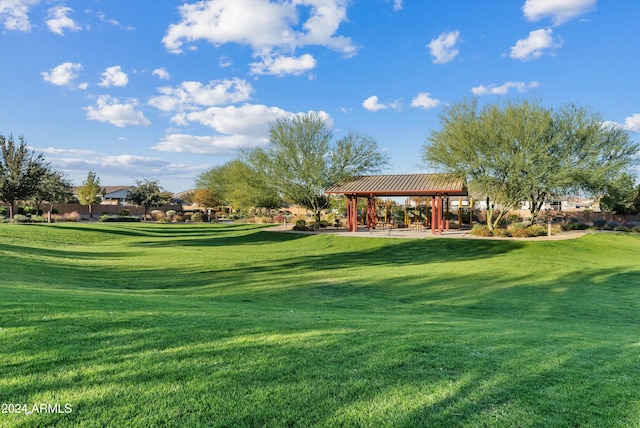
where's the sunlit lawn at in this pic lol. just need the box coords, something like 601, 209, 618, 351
1, 223, 639, 427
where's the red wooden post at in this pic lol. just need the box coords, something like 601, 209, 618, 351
438, 195, 443, 235
445, 196, 450, 231
431, 196, 437, 235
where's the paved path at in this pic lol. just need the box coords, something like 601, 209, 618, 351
268, 224, 589, 241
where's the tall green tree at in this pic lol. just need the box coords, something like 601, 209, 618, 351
0, 134, 49, 218
196, 159, 281, 215
30, 169, 73, 220
127, 179, 170, 220
423, 98, 638, 229
599, 173, 639, 216
76, 171, 103, 218
244, 113, 389, 228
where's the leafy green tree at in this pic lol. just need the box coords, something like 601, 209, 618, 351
243, 113, 389, 228
0, 134, 49, 218
599, 173, 639, 216
76, 171, 103, 218
127, 179, 170, 220
30, 169, 73, 220
423, 98, 638, 229
196, 159, 280, 215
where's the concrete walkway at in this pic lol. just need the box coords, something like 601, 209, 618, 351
268, 224, 589, 241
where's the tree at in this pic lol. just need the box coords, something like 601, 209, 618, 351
127, 179, 170, 220
0, 134, 49, 218
76, 171, 103, 218
192, 189, 221, 209
30, 170, 73, 221
423, 98, 638, 230
196, 159, 281, 215
599, 173, 639, 216
243, 113, 390, 228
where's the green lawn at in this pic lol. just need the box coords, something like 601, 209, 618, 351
1, 223, 639, 427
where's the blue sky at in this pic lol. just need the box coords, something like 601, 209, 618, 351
1, 0, 638, 192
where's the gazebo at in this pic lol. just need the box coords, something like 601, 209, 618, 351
325, 173, 468, 234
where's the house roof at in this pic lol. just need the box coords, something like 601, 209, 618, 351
103, 187, 133, 199
325, 173, 467, 197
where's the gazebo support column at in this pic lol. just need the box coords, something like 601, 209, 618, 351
431, 196, 437, 235
438, 195, 443, 235
346, 195, 359, 232
366, 195, 376, 230
445, 196, 450, 231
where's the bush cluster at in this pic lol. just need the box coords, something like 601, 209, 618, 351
292, 219, 311, 231
97, 214, 141, 223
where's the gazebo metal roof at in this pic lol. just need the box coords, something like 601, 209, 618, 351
325, 173, 467, 197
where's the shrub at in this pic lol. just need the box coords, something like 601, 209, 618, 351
632, 226, 640, 233
551, 224, 563, 235
526, 224, 548, 237
614, 226, 631, 232
623, 221, 640, 229
61, 211, 81, 222
564, 221, 589, 230
593, 218, 607, 229
151, 210, 164, 221
506, 214, 520, 225
21, 206, 38, 215
30, 215, 46, 223
119, 209, 130, 216
0, 206, 6, 215
166, 210, 176, 218
191, 212, 203, 222
98, 215, 141, 223
319, 220, 329, 228
605, 221, 620, 231
492, 228, 510, 237
293, 219, 309, 231
11, 214, 29, 223
510, 228, 529, 238
470, 224, 492, 237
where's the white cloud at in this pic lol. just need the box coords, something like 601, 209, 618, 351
153, 134, 261, 155
623, 113, 640, 133
523, 0, 596, 26
250, 54, 317, 76
162, 0, 356, 76
176, 104, 290, 136
148, 78, 253, 112
411, 92, 440, 109
85, 95, 150, 128
393, 0, 403, 12
218, 56, 233, 68
41, 62, 87, 88
510, 28, 562, 61
362, 95, 388, 112
46, 5, 81, 35
471, 81, 539, 96
152, 68, 171, 80
98, 66, 128, 87
428, 30, 460, 64
0, 0, 38, 31
155, 104, 331, 155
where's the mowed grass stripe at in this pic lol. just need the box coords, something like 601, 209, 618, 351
1, 223, 639, 427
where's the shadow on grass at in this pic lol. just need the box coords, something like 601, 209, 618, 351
1, 267, 638, 427
2, 225, 639, 425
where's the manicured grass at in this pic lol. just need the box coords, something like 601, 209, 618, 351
1, 223, 639, 427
